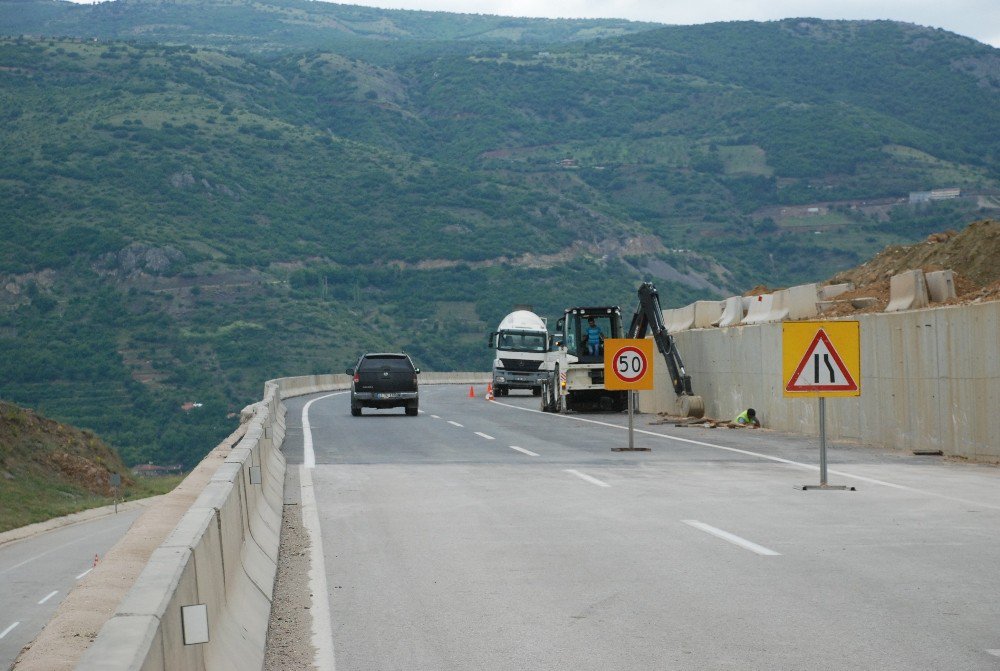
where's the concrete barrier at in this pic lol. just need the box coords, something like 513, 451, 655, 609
640, 301, 1000, 460
76, 388, 287, 671
741, 293, 775, 325
783, 283, 820, 320
886, 269, 930, 312
714, 297, 744, 327
819, 283, 853, 300
925, 270, 957, 302
691, 301, 723, 329
666, 304, 695, 333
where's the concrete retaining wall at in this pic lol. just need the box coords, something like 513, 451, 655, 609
74, 373, 489, 670
77, 385, 287, 671
639, 301, 1000, 460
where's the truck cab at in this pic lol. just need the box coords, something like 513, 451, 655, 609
489, 310, 551, 396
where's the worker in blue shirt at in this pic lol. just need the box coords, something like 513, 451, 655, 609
583, 317, 604, 356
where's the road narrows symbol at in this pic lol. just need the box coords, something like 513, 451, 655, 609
786, 329, 858, 392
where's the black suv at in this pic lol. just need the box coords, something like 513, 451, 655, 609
347, 353, 420, 416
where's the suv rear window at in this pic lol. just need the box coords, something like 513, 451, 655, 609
359, 355, 414, 372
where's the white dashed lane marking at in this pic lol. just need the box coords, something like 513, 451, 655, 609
682, 520, 781, 556
565, 469, 610, 488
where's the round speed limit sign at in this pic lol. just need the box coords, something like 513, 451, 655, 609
614, 346, 647, 383
603, 339, 654, 390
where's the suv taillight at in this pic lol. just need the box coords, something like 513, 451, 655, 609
353, 373, 359, 383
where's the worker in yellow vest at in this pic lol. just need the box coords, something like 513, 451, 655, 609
733, 408, 760, 428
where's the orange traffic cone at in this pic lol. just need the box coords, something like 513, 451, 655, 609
468, 386, 475, 398
486, 382, 494, 401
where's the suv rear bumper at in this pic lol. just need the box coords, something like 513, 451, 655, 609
352, 391, 418, 408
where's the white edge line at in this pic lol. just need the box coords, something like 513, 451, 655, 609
510, 446, 539, 457
430, 415, 441, 419
447, 421, 464, 428
683, 520, 781, 556
565, 469, 610, 488
75, 568, 93, 580
37, 590, 58, 605
490, 399, 1000, 511
474, 432, 495, 440
0, 622, 19, 639
301, 391, 347, 469
300, 465, 337, 670
986, 650, 1000, 658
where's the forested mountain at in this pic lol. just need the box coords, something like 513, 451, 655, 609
1, 1, 998, 467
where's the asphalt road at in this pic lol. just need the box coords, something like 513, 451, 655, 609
0, 508, 142, 670
284, 384, 1000, 670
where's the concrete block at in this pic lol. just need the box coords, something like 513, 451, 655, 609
241, 524, 277, 601
925, 269, 957, 302
76, 614, 164, 671
111, 547, 206, 669
715, 297, 745, 327
764, 289, 791, 322
784, 283, 820, 320
204, 568, 271, 671
692, 301, 723, 329
886, 269, 929, 312
742, 294, 775, 325
667, 303, 695, 333
819, 283, 853, 300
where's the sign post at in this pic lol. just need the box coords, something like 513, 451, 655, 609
782, 321, 860, 491
604, 338, 654, 452
110, 473, 122, 513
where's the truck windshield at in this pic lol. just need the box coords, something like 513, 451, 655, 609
497, 331, 547, 353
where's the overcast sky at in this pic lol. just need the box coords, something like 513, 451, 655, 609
331, 0, 1000, 47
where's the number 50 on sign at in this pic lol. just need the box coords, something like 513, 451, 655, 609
604, 338, 655, 391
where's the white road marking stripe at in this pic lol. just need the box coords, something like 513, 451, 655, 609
683, 520, 781, 556
76, 568, 93, 580
38, 590, 58, 605
565, 469, 610, 488
430, 415, 441, 419
474, 432, 495, 440
301, 391, 348, 469
300, 466, 337, 670
0, 622, 18, 639
987, 650, 1000, 658
448, 421, 464, 428
491, 399, 1000, 511
510, 446, 539, 457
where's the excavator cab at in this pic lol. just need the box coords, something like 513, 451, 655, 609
557, 307, 623, 363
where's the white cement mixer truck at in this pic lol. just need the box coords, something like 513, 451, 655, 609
488, 310, 552, 396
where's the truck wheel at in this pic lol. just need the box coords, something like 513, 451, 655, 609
532, 387, 541, 397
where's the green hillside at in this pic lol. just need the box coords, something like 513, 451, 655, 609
0, 6, 998, 468
0, 400, 178, 531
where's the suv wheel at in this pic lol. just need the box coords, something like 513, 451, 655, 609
405, 403, 418, 416
351, 405, 361, 417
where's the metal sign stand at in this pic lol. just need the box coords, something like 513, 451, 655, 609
110, 473, 122, 512
613, 391, 650, 452
796, 398, 854, 491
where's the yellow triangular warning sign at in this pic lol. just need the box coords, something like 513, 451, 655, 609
785, 329, 858, 392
